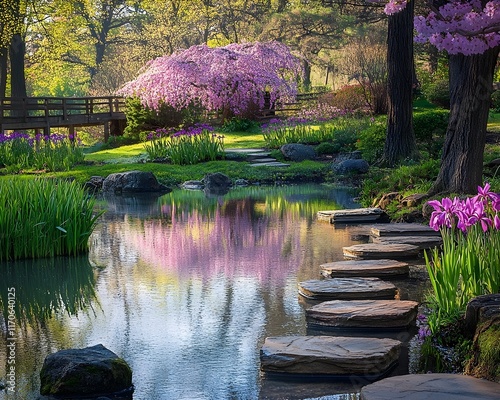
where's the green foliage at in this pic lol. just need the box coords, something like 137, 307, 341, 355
356, 118, 386, 163
144, 127, 225, 165
413, 109, 449, 158
423, 78, 450, 109
315, 142, 337, 155
491, 90, 500, 113
123, 97, 202, 141
0, 178, 103, 261
220, 118, 260, 133
0, 133, 85, 173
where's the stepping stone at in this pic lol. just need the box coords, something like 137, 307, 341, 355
260, 336, 401, 378
306, 300, 419, 330
298, 277, 397, 300
247, 157, 276, 163
372, 235, 443, 250
249, 161, 290, 167
321, 259, 409, 279
317, 208, 388, 223
370, 223, 441, 237
343, 243, 419, 259
360, 373, 500, 400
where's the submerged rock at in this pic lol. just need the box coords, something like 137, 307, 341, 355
203, 172, 232, 195
40, 344, 133, 397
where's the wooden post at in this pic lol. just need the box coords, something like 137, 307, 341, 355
103, 122, 109, 143
68, 125, 75, 142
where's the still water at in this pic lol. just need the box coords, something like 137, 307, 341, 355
0, 184, 419, 400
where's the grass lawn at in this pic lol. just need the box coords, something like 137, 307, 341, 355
488, 112, 500, 133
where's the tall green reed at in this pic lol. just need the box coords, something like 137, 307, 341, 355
0, 178, 103, 261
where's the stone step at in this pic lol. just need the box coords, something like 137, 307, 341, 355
370, 223, 441, 237
247, 157, 277, 163
260, 336, 401, 379
343, 243, 420, 260
306, 299, 419, 330
249, 161, 290, 167
360, 373, 500, 400
371, 235, 443, 250
321, 259, 409, 279
317, 207, 389, 224
298, 277, 397, 301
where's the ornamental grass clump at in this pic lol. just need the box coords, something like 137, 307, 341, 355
424, 183, 500, 333
0, 132, 84, 172
0, 178, 103, 261
144, 124, 224, 165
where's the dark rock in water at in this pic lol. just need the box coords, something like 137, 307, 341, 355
332, 159, 369, 175
280, 143, 316, 161
202, 172, 232, 195
40, 344, 133, 397
84, 176, 105, 193
102, 171, 170, 194
234, 179, 250, 186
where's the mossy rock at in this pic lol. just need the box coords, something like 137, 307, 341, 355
465, 319, 500, 382
40, 344, 133, 396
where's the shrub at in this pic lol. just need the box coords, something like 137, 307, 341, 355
315, 142, 337, 155
423, 78, 450, 108
413, 109, 449, 158
0, 178, 102, 261
123, 97, 202, 141
220, 117, 260, 133
491, 90, 500, 113
356, 119, 386, 163
319, 85, 368, 112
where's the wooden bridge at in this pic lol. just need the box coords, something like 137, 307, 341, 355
0, 96, 127, 140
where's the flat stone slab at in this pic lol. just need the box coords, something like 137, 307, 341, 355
261, 336, 401, 378
343, 243, 419, 259
360, 373, 500, 400
372, 235, 443, 250
320, 259, 409, 279
306, 300, 419, 330
298, 278, 397, 300
250, 162, 290, 167
317, 208, 388, 223
370, 223, 441, 237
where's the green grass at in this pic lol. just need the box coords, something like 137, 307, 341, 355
488, 112, 500, 133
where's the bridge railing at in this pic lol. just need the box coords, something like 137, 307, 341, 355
0, 96, 126, 121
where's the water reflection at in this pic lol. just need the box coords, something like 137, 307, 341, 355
1, 185, 365, 400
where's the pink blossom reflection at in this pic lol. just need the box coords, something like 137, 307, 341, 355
121, 198, 304, 285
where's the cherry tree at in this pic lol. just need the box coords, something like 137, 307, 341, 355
383, 0, 500, 194
119, 41, 303, 121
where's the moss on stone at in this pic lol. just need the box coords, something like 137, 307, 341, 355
466, 321, 500, 382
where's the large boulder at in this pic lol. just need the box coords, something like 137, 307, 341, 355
102, 171, 170, 194
464, 294, 500, 382
40, 344, 133, 397
280, 143, 316, 162
84, 176, 105, 193
332, 158, 369, 175
202, 172, 232, 195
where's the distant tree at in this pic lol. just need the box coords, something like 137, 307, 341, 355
119, 41, 303, 121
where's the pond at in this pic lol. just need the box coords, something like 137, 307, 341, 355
0, 184, 426, 400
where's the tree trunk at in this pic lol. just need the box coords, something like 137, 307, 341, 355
9, 33, 26, 98
303, 59, 311, 91
382, 0, 417, 166
429, 46, 500, 195
0, 47, 7, 98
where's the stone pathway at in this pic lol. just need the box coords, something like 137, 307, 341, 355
225, 148, 290, 167
260, 218, 446, 385
320, 259, 409, 279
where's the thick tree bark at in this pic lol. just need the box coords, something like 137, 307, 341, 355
382, 0, 417, 166
9, 33, 26, 98
429, 46, 500, 195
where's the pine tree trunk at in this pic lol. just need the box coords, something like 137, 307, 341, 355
429, 46, 500, 195
382, 0, 417, 166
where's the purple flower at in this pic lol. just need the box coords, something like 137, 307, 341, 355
427, 197, 460, 230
